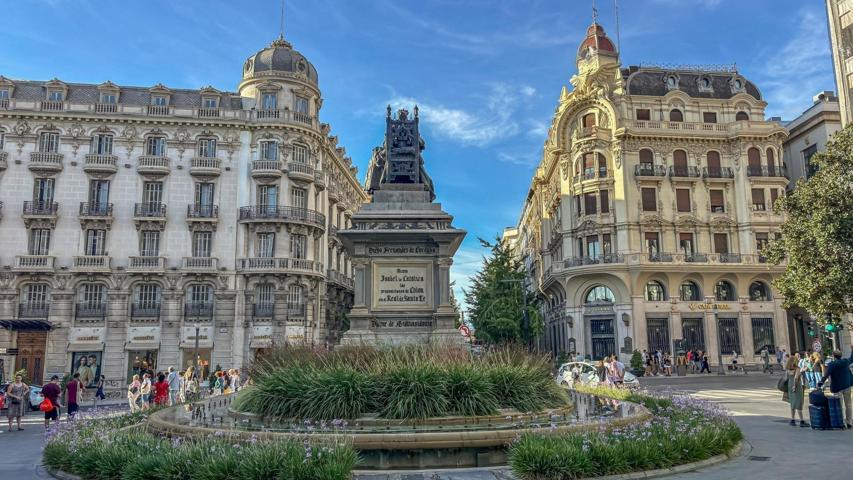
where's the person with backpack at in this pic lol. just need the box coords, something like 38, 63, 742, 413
817, 345, 853, 429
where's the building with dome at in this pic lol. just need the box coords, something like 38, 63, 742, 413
510, 23, 796, 367
0, 35, 367, 389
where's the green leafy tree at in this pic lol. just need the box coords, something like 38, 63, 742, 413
464, 237, 543, 345
765, 124, 853, 327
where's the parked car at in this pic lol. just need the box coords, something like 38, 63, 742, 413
555, 361, 639, 388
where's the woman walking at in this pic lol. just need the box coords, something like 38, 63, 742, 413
139, 373, 152, 411
6, 374, 29, 432
153, 373, 170, 406
127, 375, 142, 413
700, 352, 711, 373
785, 354, 808, 427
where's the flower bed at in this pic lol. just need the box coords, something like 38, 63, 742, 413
232, 345, 567, 420
508, 386, 742, 480
43, 407, 358, 480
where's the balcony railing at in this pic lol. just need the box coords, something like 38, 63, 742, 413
747, 165, 787, 178
648, 252, 674, 262
147, 105, 171, 116
669, 166, 701, 178
75, 303, 106, 319
134, 202, 167, 217
23, 201, 59, 215
238, 205, 325, 228
577, 169, 610, 181
190, 157, 221, 173
40, 100, 64, 111
718, 253, 742, 263
253, 303, 275, 318
14, 255, 55, 270
562, 254, 624, 269
703, 167, 734, 179
182, 256, 218, 270
137, 155, 170, 173
237, 257, 324, 274
83, 153, 118, 171
94, 103, 117, 114
79, 202, 113, 217
635, 164, 667, 177
287, 162, 315, 176
197, 107, 220, 118
187, 204, 218, 218
0, 98, 9, 109
684, 253, 709, 263
185, 303, 214, 318
19, 304, 50, 318
73, 255, 111, 270
251, 160, 284, 175
128, 256, 166, 272
131, 303, 161, 319
29, 152, 64, 170
327, 269, 354, 289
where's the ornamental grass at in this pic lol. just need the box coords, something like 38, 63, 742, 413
233, 344, 566, 420
43, 409, 358, 480
508, 386, 742, 480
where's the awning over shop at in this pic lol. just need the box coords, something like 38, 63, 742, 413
0, 319, 52, 331
68, 342, 105, 352
249, 339, 273, 349
125, 342, 160, 351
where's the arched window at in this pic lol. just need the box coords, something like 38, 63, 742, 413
639, 149, 654, 166
706, 151, 721, 170
747, 147, 762, 175
645, 281, 667, 301
673, 150, 688, 173
585, 285, 615, 304
680, 281, 701, 301
20, 283, 50, 317
254, 283, 275, 317
132, 283, 161, 317
749, 282, 771, 301
766, 148, 776, 175
714, 280, 736, 302
735, 111, 749, 121
582, 113, 596, 129
597, 153, 608, 177
186, 284, 214, 318
669, 109, 684, 122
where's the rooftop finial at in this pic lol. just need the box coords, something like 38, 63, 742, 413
279, 0, 285, 40
592, 0, 600, 50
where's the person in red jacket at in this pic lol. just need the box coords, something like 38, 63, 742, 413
41, 375, 62, 428
153, 373, 169, 406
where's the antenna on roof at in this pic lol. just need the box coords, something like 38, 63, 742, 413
279, 0, 285, 40
592, 0, 600, 50
613, 0, 622, 54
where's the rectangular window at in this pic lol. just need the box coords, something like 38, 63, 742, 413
676, 188, 691, 212
802, 144, 818, 178
647, 318, 671, 353
755, 232, 770, 253
257, 233, 276, 258
600, 190, 610, 213
636, 109, 651, 121
291, 187, 307, 209
26, 284, 49, 306
33, 178, 55, 204
586, 236, 600, 258
574, 195, 582, 216
38, 132, 60, 152
294, 96, 309, 114
142, 182, 163, 204
85, 229, 106, 256
290, 234, 307, 259
80, 284, 105, 306
145, 136, 167, 156
197, 138, 216, 157
709, 189, 725, 213
202, 97, 217, 108
192, 231, 212, 257
644, 232, 660, 254
258, 185, 278, 208
682, 318, 706, 352
256, 283, 274, 304
0, 89, 9, 99
770, 188, 780, 207
91, 134, 113, 155
287, 285, 303, 305
136, 284, 160, 309
261, 93, 277, 110
702, 112, 718, 123
152, 96, 167, 106
602, 234, 612, 254
751, 317, 775, 354
139, 230, 160, 257
718, 317, 741, 355
88, 180, 110, 206
100, 93, 116, 104
29, 229, 51, 255
48, 90, 63, 101
641, 187, 657, 211
751, 188, 766, 210
260, 141, 278, 160
292, 144, 309, 163
194, 182, 214, 207
189, 284, 212, 304
0, 131, 4, 149
713, 233, 729, 254
583, 192, 597, 215
679, 232, 694, 255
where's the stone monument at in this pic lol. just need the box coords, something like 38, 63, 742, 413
338, 106, 466, 345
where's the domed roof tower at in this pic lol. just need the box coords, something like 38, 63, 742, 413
240, 36, 319, 86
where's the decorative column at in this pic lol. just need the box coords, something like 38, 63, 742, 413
436, 258, 453, 310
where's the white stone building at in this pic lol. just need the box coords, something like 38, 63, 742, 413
782, 91, 842, 188
0, 36, 367, 389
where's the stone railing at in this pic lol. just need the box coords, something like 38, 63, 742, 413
14, 255, 55, 270
72, 255, 111, 270
127, 256, 166, 272
182, 256, 219, 270
238, 205, 325, 229
237, 257, 323, 275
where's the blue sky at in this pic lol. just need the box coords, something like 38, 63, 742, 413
0, 0, 835, 309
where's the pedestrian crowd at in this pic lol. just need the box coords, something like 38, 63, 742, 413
779, 345, 853, 429
126, 365, 246, 412
3, 372, 95, 434
641, 349, 676, 376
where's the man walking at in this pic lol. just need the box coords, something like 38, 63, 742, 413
41, 375, 62, 429
817, 345, 853, 429
760, 347, 772, 374
65, 373, 82, 419
166, 366, 181, 406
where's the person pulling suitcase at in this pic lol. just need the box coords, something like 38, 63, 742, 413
817, 346, 853, 430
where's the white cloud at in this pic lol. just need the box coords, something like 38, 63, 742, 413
497, 152, 539, 167
387, 83, 530, 146
758, 9, 834, 119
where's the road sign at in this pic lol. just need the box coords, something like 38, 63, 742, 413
812, 340, 822, 352
458, 325, 471, 337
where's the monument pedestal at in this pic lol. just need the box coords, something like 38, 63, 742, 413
339, 108, 466, 346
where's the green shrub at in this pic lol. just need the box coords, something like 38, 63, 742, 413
445, 365, 499, 416
378, 364, 449, 419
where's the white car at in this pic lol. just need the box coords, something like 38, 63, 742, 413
555, 361, 639, 388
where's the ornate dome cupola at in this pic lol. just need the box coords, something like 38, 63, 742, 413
241, 36, 319, 86
577, 23, 617, 61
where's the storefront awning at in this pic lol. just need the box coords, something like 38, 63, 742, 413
0, 319, 52, 331
68, 342, 105, 352
250, 339, 273, 349
125, 342, 160, 351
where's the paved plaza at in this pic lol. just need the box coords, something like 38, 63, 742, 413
2, 374, 849, 479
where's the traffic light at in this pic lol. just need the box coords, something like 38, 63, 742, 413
825, 323, 837, 333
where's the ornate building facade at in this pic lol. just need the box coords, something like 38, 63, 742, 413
0, 36, 367, 389
513, 24, 791, 366
827, 0, 853, 126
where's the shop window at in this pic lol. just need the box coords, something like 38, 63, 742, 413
714, 280, 736, 301
645, 281, 667, 301
585, 285, 615, 304
749, 281, 771, 301
680, 281, 701, 301
718, 317, 741, 355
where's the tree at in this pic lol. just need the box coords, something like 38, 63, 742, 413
463, 237, 543, 345
765, 124, 853, 327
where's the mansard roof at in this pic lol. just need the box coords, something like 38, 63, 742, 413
623, 66, 762, 101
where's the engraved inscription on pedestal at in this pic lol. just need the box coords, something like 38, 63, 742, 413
374, 264, 431, 309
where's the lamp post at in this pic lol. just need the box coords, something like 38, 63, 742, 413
193, 321, 200, 381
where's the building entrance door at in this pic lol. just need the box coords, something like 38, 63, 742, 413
589, 317, 615, 360
15, 331, 47, 384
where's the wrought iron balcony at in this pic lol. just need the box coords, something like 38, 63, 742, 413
238, 205, 325, 229
648, 252, 674, 262
718, 253, 742, 263
747, 165, 787, 178
19, 303, 50, 318
134, 202, 167, 218
253, 302, 275, 318
23, 201, 59, 216
75, 303, 106, 320
703, 167, 734, 179
187, 204, 218, 219
635, 164, 667, 177
185, 302, 214, 319
131, 303, 161, 320
669, 166, 701, 178
79, 202, 113, 217
683, 253, 709, 263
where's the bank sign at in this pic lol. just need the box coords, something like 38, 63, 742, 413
687, 303, 733, 311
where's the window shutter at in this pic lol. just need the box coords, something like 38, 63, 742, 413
600, 190, 610, 213
636, 109, 651, 121
584, 193, 597, 214
642, 188, 657, 211
710, 190, 724, 211
706, 151, 721, 170
676, 188, 691, 212
713, 233, 729, 254
673, 150, 688, 170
